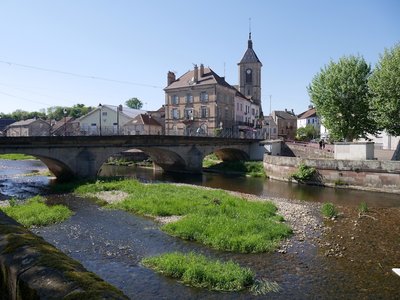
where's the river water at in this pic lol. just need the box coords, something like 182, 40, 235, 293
1, 159, 399, 299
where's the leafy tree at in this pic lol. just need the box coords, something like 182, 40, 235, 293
125, 97, 143, 109
308, 55, 377, 141
47, 104, 93, 120
369, 43, 400, 136
296, 124, 317, 141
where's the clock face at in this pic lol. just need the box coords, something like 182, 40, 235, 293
246, 69, 252, 74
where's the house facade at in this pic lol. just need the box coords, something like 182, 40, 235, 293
164, 33, 262, 137
76, 104, 146, 135
123, 113, 163, 135
271, 110, 297, 140
5, 118, 51, 137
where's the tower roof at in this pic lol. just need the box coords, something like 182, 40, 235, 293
238, 33, 262, 65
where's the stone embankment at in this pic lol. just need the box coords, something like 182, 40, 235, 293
264, 155, 400, 194
0, 211, 128, 300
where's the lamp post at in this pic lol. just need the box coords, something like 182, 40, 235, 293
63, 108, 67, 136
98, 103, 102, 136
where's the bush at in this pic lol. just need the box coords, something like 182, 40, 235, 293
321, 202, 338, 219
290, 164, 316, 182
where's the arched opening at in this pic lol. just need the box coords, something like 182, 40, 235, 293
97, 147, 189, 178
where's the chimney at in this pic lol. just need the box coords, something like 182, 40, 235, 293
167, 71, 176, 85
200, 63, 204, 77
285, 108, 287, 112
291, 109, 294, 115
308, 104, 313, 109
193, 64, 198, 82
118, 104, 123, 112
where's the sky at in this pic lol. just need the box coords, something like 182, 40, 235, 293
0, 0, 399, 116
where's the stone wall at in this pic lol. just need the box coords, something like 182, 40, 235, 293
283, 142, 334, 159
264, 155, 400, 193
0, 212, 128, 299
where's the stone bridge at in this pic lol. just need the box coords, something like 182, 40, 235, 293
0, 135, 264, 180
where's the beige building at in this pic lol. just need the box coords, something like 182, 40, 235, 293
76, 104, 146, 135
5, 118, 51, 136
164, 34, 263, 137
271, 110, 297, 140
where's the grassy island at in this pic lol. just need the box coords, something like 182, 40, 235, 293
142, 252, 254, 292
0, 196, 73, 227
0, 154, 36, 160
74, 179, 291, 253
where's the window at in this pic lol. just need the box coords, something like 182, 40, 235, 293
172, 108, 179, 119
186, 94, 193, 103
172, 95, 179, 105
252, 108, 255, 116
102, 111, 107, 116
200, 92, 208, 102
201, 106, 207, 118
240, 103, 243, 111
184, 109, 193, 120
236, 103, 239, 110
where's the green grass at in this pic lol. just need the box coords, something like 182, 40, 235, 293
142, 252, 254, 292
0, 195, 73, 227
74, 179, 291, 253
203, 155, 266, 178
321, 202, 338, 219
358, 202, 368, 213
0, 153, 36, 160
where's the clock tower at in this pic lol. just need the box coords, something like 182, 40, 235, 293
238, 32, 263, 114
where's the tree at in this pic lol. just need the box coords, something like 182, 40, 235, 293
296, 124, 317, 141
369, 43, 400, 136
308, 55, 377, 141
47, 104, 94, 120
125, 97, 143, 109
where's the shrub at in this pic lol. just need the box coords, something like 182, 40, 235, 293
290, 163, 316, 182
321, 202, 338, 219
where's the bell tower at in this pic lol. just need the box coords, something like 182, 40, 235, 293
238, 28, 263, 114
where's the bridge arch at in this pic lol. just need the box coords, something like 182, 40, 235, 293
210, 147, 250, 161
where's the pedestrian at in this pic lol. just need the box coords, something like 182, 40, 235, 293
319, 140, 323, 149
322, 139, 326, 149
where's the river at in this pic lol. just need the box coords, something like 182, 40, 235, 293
1, 159, 399, 299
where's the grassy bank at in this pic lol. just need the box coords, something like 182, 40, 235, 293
0, 153, 36, 160
142, 252, 254, 292
203, 154, 265, 177
73, 179, 291, 253
0, 196, 73, 227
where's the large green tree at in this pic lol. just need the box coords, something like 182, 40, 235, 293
308, 55, 377, 141
369, 43, 400, 136
47, 104, 93, 120
125, 97, 143, 109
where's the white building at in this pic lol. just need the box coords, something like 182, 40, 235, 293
76, 104, 146, 135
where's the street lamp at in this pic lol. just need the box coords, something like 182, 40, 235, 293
98, 103, 102, 136
63, 108, 67, 136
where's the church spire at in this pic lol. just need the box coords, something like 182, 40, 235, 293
248, 18, 253, 49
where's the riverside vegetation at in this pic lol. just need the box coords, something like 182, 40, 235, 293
202, 153, 266, 177
0, 153, 36, 160
1, 196, 72, 227
73, 179, 292, 253
69, 178, 292, 293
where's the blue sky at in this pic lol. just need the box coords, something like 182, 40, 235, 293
0, 0, 399, 115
